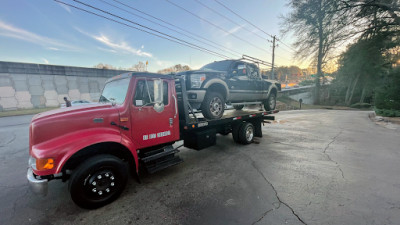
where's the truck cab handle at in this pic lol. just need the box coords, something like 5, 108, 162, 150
110, 121, 129, 131
172, 95, 178, 118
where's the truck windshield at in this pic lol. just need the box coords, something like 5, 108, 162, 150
200, 61, 232, 71
99, 78, 130, 104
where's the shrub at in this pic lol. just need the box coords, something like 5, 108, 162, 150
374, 68, 400, 110
299, 79, 314, 86
375, 108, 400, 117
350, 103, 372, 109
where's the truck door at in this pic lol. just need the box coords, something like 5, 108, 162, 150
228, 62, 254, 101
130, 78, 180, 148
247, 64, 264, 100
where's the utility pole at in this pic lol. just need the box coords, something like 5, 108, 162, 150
271, 35, 276, 80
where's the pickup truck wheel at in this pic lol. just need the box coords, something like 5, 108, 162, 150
238, 122, 254, 144
264, 92, 277, 111
233, 105, 244, 110
68, 154, 128, 209
201, 91, 225, 119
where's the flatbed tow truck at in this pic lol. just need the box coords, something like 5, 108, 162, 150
27, 72, 278, 209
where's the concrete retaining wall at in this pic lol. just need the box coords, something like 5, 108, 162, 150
279, 86, 315, 104
0, 61, 130, 111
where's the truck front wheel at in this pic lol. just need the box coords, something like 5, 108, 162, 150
201, 91, 225, 119
68, 154, 129, 209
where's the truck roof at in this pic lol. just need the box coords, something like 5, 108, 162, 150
106, 72, 174, 83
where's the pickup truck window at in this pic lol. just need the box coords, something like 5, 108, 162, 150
247, 64, 260, 79
99, 78, 130, 104
232, 63, 247, 76
134, 80, 168, 106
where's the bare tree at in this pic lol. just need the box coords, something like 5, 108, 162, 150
130, 61, 146, 72
282, 0, 354, 104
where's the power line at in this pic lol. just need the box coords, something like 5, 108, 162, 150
276, 37, 297, 52
70, 0, 233, 59
192, 0, 271, 42
99, 0, 241, 58
54, 0, 231, 59
108, 0, 244, 57
213, 0, 273, 38
213, 0, 296, 53
165, 0, 272, 54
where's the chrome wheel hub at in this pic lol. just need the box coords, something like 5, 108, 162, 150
209, 97, 223, 116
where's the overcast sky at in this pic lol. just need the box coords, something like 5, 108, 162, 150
0, 0, 297, 71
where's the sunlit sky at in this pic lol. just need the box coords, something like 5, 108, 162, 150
0, 0, 300, 72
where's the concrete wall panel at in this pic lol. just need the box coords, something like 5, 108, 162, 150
15, 91, 31, 102
0, 61, 131, 110
0, 86, 16, 97
0, 74, 12, 87
0, 97, 17, 110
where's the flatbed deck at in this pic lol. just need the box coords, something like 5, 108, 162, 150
183, 109, 278, 131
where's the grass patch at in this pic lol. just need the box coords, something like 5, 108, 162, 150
375, 108, 400, 117
350, 103, 372, 109
0, 107, 57, 117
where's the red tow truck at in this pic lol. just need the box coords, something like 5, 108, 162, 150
27, 72, 277, 209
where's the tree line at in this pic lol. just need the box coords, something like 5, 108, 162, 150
283, 0, 400, 114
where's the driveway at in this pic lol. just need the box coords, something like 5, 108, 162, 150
0, 110, 399, 225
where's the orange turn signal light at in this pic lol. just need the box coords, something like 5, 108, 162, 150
36, 158, 54, 171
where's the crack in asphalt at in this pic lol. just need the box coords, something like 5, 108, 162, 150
322, 130, 345, 180
242, 153, 307, 225
9, 186, 29, 223
251, 208, 274, 225
250, 160, 307, 225
0, 132, 16, 147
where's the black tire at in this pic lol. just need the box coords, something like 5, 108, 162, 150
68, 154, 129, 209
232, 123, 242, 143
201, 91, 225, 119
264, 91, 277, 111
238, 122, 255, 144
233, 105, 244, 110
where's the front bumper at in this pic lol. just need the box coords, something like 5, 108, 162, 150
27, 168, 48, 196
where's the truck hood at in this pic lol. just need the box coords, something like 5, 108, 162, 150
30, 103, 121, 149
32, 103, 108, 121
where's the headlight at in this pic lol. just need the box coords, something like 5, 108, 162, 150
30, 156, 54, 171
190, 74, 206, 88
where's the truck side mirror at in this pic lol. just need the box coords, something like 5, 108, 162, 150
153, 79, 164, 112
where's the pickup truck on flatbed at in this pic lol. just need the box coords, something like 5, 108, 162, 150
27, 72, 278, 209
178, 59, 281, 119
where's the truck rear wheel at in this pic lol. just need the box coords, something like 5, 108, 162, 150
264, 92, 277, 111
232, 122, 254, 144
68, 154, 129, 209
238, 122, 255, 144
201, 91, 225, 119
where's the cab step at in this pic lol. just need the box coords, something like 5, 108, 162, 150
141, 145, 183, 174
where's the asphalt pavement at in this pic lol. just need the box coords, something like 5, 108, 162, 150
0, 110, 399, 225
